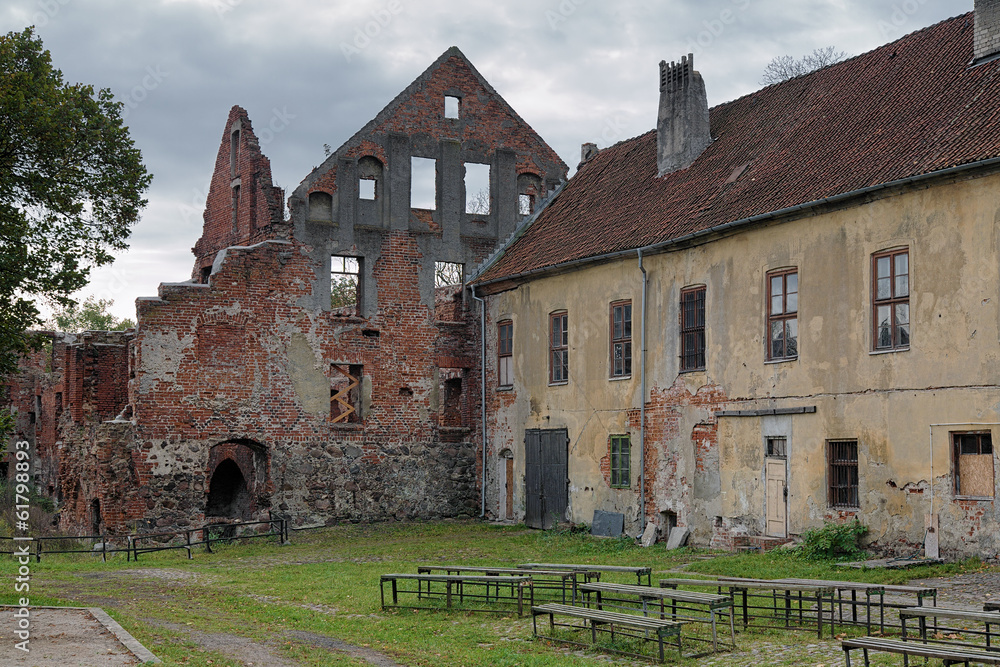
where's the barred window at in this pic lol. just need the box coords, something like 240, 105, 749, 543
828, 440, 859, 508
680, 287, 706, 371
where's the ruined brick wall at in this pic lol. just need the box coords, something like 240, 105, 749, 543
191, 106, 288, 281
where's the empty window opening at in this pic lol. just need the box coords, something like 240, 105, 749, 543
680, 287, 706, 371
231, 184, 241, 231
498, 320, 513, 387
435, 261, 463, 287
828, 440, 859, 508
766, 437, 787, 458
28, 411, 36, 424
464, 163, 491, 215
445, 95, 460, 119
90, 498, 102, 536
519, 194, 534, 216
331, 255, 361, 314
610, 435, 631, 488
768, 269, 798, 360
954, 432, 994, 497
200, 266, 211, 284
550, 311, 568, 384
230, 127, 240, 178
359, 178, 376, 200
410, 156, 437, 210
55, 392, 63, 419
205, 458, 250, 518
330, 363, 362, 423
610, 301, 632, 378
441, 374, 464, 427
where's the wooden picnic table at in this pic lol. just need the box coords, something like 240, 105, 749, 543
533, 602, 685, 663
519, 562, 652, 586
578, 581, 735, 654
899, 606, 1000, 664
416, 565, 599, 603
659, 577, 835, 638
380, 573, 533, 615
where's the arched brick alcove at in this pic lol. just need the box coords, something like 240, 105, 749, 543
205, 439, 270, 521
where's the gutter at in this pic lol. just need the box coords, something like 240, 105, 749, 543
474, 156, 1000, 289
470, 288, 488, 518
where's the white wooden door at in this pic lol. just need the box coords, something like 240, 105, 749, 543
765, 458, 787, 538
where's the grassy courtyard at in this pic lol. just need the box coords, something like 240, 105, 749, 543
0, 520, 994, 666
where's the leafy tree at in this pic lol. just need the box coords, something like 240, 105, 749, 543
0, 28, 151, 376
46, 295, 134, 332
760, 46, 848, 86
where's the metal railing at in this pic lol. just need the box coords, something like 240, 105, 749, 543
0, 518, 289, 562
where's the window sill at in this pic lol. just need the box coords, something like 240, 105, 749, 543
828, 506, 859, 511
869, 347, 909, 356
548, 381, 569, 387
331, 422, 364, 431
679, 368, 706, 374
610, 485, 631, 490
764, 357, 797, 365
496, 385, 513, 392
608, 375, 632, 382
954, 495, 994, 502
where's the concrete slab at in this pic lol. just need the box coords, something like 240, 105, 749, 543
2, 605, 160, 665
665, 526, 690, 550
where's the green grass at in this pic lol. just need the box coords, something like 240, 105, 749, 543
0, 521, 994, 666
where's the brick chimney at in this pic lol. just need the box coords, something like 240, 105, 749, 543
976, 0, 1000, 63
657, 54, 711, 176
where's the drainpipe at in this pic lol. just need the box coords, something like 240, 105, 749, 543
637, 248, 648, 533
471, 287, 488, 518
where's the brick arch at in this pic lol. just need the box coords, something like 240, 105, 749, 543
205, 439, 271, 520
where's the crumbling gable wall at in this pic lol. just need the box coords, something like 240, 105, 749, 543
191, 105, 288, 282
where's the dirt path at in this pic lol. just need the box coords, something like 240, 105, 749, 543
42, 567, 404, 666
3, 607, 140, 666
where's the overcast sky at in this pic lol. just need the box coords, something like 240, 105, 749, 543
3, 0, 971, 321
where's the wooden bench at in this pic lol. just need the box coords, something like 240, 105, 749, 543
380, 573, 532, 615
661, 577, 835, 638
532, 602, 684, 663
578, 581, 734, 655
842, 636, 1000, 666
416, 565, 599, 603
520, 562, 652, 586
900, 606, 1000, 660
987, 602, 1000, 613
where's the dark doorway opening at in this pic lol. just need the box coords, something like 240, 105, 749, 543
205, 458, 250, 518
91, 498, 102, 535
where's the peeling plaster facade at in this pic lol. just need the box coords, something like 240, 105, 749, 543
2, 47, 567, 536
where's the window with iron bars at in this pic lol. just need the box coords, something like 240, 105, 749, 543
828, 439, 859, 508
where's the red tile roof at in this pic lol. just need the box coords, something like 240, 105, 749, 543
477, 12, 1000, 286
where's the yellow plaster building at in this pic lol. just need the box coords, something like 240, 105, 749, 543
471, 5, 1000, 559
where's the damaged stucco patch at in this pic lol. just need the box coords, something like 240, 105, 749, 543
285, 332, 328, 417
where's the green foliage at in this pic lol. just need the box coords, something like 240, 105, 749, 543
0, 481, 57, 537
0, 27, 151, 376
797, 519, 868, 561
330, 275, 358, 308
46, 295, 134, 332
